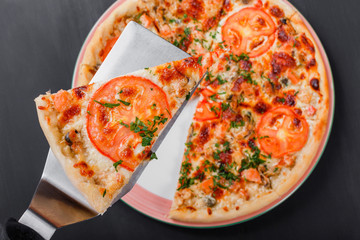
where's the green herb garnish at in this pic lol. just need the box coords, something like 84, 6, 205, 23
113, 160, 123, 172
94, 100, 120, 108
117, 99, 131, 106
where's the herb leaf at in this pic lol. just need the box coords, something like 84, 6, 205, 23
113, 160, 124, 172
150, 152, 158, 160
197, 56, 203, 66
117, 99, 131, 106
94, 100, 120, 108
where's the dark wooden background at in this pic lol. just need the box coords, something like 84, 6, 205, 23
1, 0, 359, 239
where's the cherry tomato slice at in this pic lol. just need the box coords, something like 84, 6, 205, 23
222, 7, 276, 58
87, 76, 171, 171
257, 107, 309, 158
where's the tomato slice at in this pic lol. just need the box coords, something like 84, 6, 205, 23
257, 107, 309, 158
87, 76, 171, 171
99, 35, 119, 62
222, 7, 276, 58
194, 99, 221, 121
194, 89, 220, 121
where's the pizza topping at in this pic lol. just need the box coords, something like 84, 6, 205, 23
179, 0, 204, 20
113, 160, 123, 172
257, 107, 309, 158
87, 76, 171, 171
203, 195, 217, 207
277, 26, 289, 42
240, 144, 266, 171
300, 33, 315, 53
310, 78, 320, 90
254, 101, 269, 114
196, 124, 211, 145
53, 90, 72, 112
99, 35, 119, 62
241, 168, 262, 183
65, 130, 78, 146
222, 7, 276, 57
73, 161, 94, 178
271, 52, 296, 76
307, 105, 317, 116
60, 105, 81, 125
269, 5, 284, 18
194, 99, 221, 121
73, 86, 87, 99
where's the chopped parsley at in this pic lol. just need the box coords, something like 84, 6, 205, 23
197, 55, 203, 66
213, 141, 230, 161
239, 53, 250, 61
93, 100, 120, 108
210, 105, 220, 116
229, 53, 249, 62
150, 152, 158, 160
113, 160, 123, 172
102, 189, 107, 197
184, 27, 191, 37
261, 74, 275, 90
240, 146, 267, 171
119, 120, 129, 128
117, 99, 131, 106
216, 75, 227, 85
221, 102, 230, 111
209, 94, 217, 101
126, 115, 168, 146
239, 70, 257, 85
230, 120, 245, 129
177, 142, 195, 190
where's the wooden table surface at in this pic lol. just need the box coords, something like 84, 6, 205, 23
0, 0, 359, 239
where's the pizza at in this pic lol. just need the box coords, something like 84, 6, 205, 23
34, 56, 204, 213
71, 0, 329, 222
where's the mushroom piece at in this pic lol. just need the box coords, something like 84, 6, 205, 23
258, 165, 272, 189
203, 195, 217, 207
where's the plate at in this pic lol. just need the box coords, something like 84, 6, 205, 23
72, 0, 335, 228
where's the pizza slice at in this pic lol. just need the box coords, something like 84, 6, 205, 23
169, 48, 317, 222
35, 55, 207, 213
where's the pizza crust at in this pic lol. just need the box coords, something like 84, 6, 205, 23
169, 191, 279, 223
77, 0, 139, 87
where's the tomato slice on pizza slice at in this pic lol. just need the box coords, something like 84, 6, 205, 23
222, 7, 276, 58
257, 107, 309, 158
87, 76, 171, 171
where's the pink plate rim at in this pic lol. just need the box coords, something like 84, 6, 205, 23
72, 0, 335, 228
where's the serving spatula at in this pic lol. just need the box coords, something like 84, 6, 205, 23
2, 21, 198, 240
